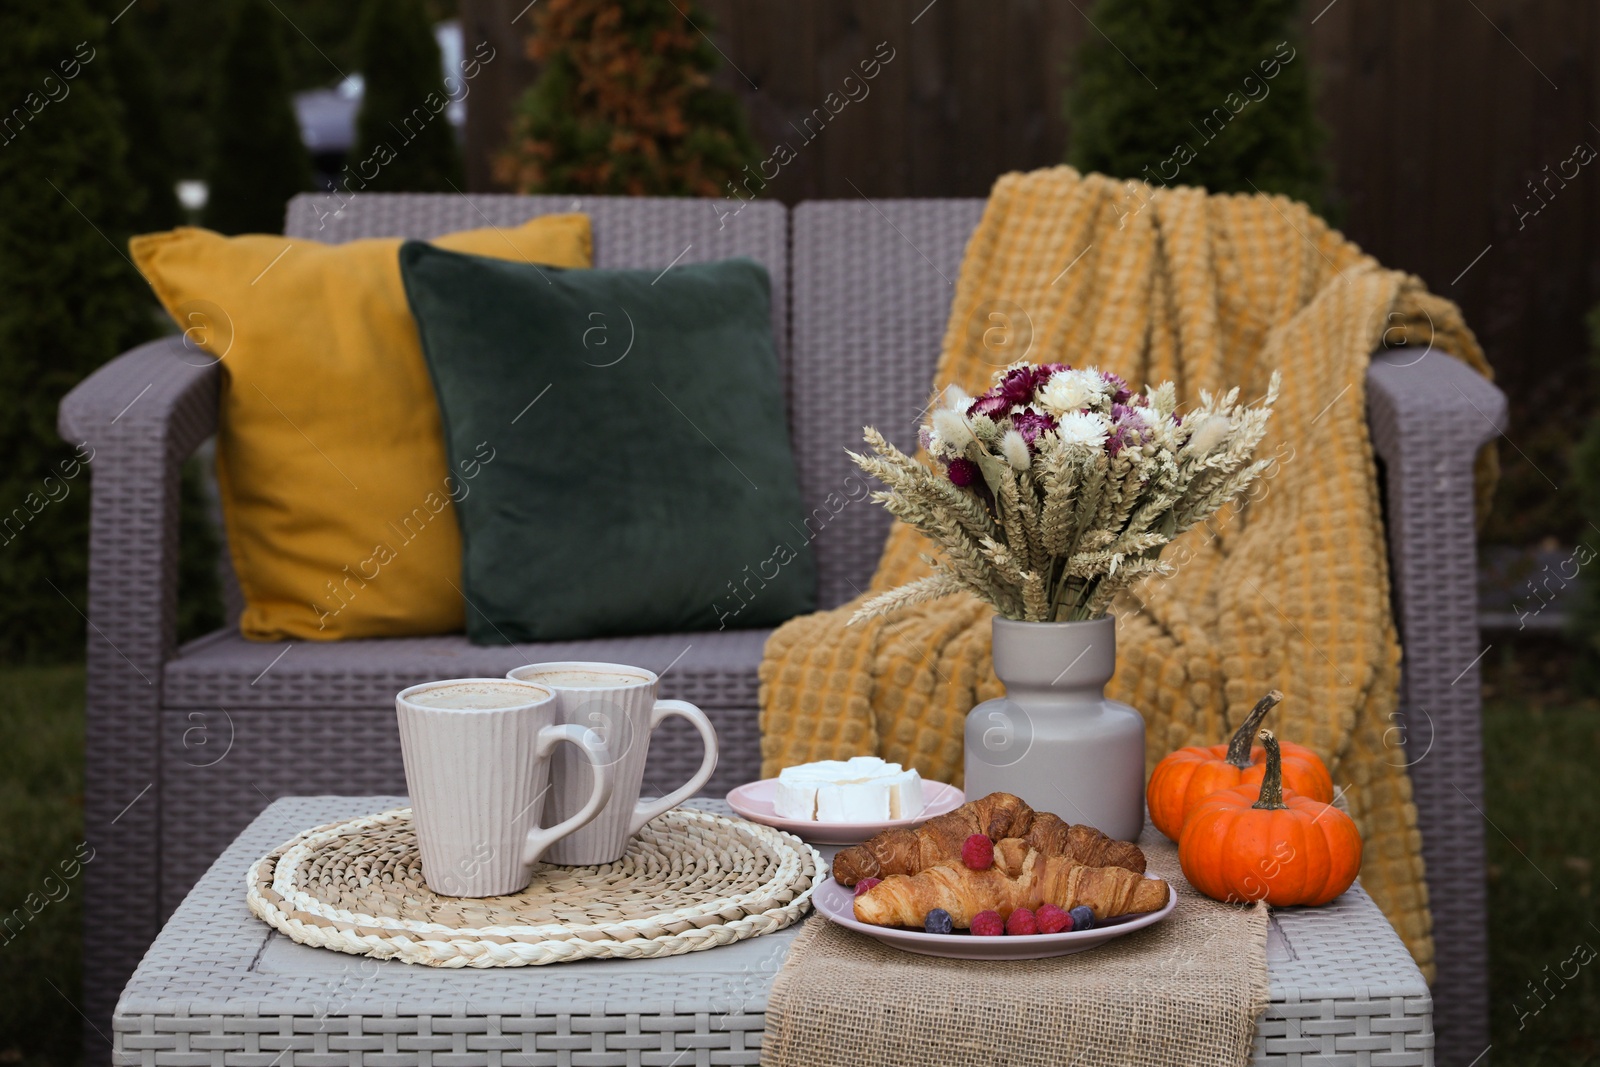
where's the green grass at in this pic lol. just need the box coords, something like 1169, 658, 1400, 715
0, 660, 1593, 1064
1482, 694, 1600, 1064
0, 665, 85, 1067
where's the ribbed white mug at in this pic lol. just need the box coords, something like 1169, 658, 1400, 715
506, 661, 718, 865
396, 678, 614, 896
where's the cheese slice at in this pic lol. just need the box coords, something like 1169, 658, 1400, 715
817, 780, 891, 822
884, 768, 925, 819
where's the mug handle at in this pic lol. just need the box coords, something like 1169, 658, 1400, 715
521, 724, 614, 869
627, 699, 719, 836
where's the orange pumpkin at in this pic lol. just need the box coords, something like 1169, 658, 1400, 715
1178, 730, 1362, 906
1146, 690, 1333, 841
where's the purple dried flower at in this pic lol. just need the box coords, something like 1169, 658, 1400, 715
1102, 371, 1132, 405
1035, 362, 1071, 385
967, 388, 1012, 419
947, 457, 980, 487
1010, 410, 1057, 446
918, 427, 934, 452
1106, 424, 1135, 457
998, 366, 1041, 408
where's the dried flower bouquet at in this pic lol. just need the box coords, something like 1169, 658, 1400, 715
849, 362, 1280, 624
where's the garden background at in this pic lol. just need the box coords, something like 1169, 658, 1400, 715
1, 0, 1595, 1063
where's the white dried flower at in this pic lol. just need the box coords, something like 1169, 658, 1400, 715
1038, 369, 1105, 414
942, 384, 972, 410
1055, 410, 1110, 449
1000, 429, 1031, 470
1185, 414, 1231, 455
931, 408, 974, 453
1134, 405, 1166, 427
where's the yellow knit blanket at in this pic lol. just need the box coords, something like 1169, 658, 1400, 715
759, 166, 1494, 978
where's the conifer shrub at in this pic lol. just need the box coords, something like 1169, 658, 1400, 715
1066, 0, 1328, 211
350, 0, 463, 192
110, 12, 183, 233
0, 0, 150, 661
497, 0, 759, 196
201, 0, 313, 234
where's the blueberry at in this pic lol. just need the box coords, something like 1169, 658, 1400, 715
1069, 905, 1096, 931
924, 908, 954, 934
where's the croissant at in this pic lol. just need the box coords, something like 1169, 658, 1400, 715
853, 850, 1169, 928
832, 791, 1146, 885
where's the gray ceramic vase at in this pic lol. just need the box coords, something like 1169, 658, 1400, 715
963, 614, 1146, 841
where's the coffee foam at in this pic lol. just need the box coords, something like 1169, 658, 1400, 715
406, 680, 550, 710
513, 667, 652, 690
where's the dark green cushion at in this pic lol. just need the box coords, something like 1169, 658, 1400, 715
399, 243, 816, 643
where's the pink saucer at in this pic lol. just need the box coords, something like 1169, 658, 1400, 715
725, 779, 965, 845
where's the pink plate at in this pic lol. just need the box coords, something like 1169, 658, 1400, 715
811, 874, 1176, 959
725, 779, 964, 845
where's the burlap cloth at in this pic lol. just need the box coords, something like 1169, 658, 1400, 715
761, 832, 1268, 1067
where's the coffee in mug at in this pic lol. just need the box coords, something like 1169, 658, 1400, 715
506, 661, 718, 865
396, 678, 614, 896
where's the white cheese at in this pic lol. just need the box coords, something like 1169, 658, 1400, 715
773, 758, 925, 822
816, 781, 891, 822
772, 776, 818, 819
884, 768, 925, 819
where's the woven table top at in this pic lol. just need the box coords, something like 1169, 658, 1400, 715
248, 806, 820, 966
114, 798, 1434, 1066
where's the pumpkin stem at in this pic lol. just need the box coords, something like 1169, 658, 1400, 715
1252, 729, 1288, 810
1225, 690, 1283, 767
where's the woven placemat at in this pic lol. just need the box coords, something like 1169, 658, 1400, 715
761, 831, 1269, 1067
247, 807, 821, 966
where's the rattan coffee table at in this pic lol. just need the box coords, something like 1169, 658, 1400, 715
111, 797, 1434, 1066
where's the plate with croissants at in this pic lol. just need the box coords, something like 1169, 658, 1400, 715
814, 792, 1175, 959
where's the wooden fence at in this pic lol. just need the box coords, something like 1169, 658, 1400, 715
460, 0, 1600, 539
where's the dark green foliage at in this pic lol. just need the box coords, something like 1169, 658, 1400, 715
177, 458, 225, 644
0, 0, 153, 664
1480, 686, 1600, 1063
109, 11, 183, 233
350, 0, 463, 192
201, 0, 312, 234
1066, 0, 1328, 211
498, 0, 760, 196
0, 665, 86, 1065
116, 0, 457, 177
1566, 307, 1600, 689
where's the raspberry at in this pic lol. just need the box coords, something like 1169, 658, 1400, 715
1005, 907, 1039, 936
1069, 905, 1096, 931
1036, 903, 1073, 934
961, 834, 994, 871
970, 910, 1004, 936
924, 908, 954, 934
853, 877, 882, 897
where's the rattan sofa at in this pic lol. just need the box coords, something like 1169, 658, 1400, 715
61, 193, 1505, 1064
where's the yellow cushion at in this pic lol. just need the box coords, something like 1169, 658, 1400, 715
130, 216, 592, 641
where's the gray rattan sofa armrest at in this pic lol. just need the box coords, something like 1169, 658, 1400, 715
59, 334, 218, 452
1364, 347, 1505, 1061
57, 334, 219, 1032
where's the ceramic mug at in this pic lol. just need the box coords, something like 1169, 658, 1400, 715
506, 661, 718, 864
396, 678, 614, 896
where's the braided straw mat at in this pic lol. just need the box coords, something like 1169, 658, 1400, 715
247, 807, 821, 966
